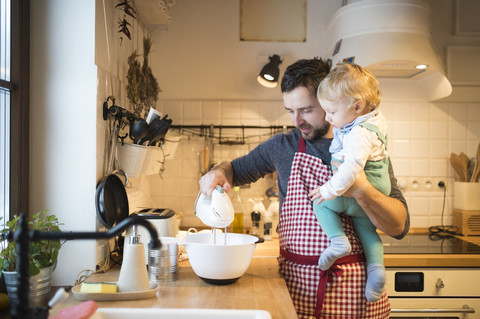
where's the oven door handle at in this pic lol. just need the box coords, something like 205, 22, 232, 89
391, 305, 475, 314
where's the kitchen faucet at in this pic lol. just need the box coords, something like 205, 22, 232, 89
1, 213, 161, 319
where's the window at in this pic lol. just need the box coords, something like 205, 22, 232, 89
0, 0, 29, 224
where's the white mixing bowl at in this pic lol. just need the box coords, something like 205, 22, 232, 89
181, 232, 259, 284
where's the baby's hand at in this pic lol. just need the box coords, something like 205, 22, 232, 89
308, 188, 325, 204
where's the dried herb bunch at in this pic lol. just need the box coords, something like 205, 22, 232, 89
126, 37, 161, 118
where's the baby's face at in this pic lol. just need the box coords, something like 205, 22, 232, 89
319, 97, 358, 129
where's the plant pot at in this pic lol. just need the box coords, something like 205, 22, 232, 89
2, 265, 52, 308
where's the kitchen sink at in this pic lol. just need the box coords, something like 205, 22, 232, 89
90, 308, 272, 319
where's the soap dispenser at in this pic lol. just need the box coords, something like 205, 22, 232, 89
117, 225, 150, 292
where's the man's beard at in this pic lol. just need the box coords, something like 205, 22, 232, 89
301, 122, 331, 141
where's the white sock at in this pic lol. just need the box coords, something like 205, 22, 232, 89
318, 236, 351, 270
365, 263, 386, 302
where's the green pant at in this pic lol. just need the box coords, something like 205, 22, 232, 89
314, 160, 390, 265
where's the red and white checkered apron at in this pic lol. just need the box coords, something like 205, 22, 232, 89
277, 137, 390, 318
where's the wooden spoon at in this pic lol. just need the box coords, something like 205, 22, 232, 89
450, 153, 467, 182
460, 152, 471, 181
470, 143, 480, 182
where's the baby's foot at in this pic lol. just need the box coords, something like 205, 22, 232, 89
365, 263, 386, 302
318, 236, 351, 270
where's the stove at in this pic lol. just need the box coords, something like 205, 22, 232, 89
380, 233, 480, 318
380, 233, 480, 254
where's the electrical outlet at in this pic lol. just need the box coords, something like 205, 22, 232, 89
433, 178, 448, 191
399, 177, 448, 192
408, 178, 422, 191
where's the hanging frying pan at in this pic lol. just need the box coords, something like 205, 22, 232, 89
95, 172, 129, 228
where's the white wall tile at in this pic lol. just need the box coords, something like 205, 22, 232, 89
449, 140, 467, 154
449, 120, 467, 139
411, 121, 430, 139
392, 102, 411, 120
221, 101, 242, 124
429, 196, 446, 217
240, 101, 260, 120
411, 102, 430, 120
411, 159, 430, 177
430, 103, 449, 120
467, 103, 480, 120
430, 121, 448, 139
429, 159, 448, 176
467, 138, 480, 155
409, 197, 429, 216
183, 101, 203, 125
411, 140, 430, 158
144, 98, 480, 230
467, 121, 480, 140
162, 101, 184, 124
392, 140, 410, 157
410, 216, 430, 228
259, 101, 283, 125
448, 103, 468, 120
391, 159, 410, 176
392, 121, 411, 139
430, 140, 450, 158
203, 101, 222, 124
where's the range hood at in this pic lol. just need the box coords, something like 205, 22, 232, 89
327, 0, 452, 101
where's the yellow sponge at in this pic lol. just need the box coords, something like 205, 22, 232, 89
80, 282, 117, 293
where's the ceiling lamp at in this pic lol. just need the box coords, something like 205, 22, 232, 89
257, 55, 282, 88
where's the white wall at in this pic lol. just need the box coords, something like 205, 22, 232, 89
30, 0, 98, 285
150, 0, 340, 100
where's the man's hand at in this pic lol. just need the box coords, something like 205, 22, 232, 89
331, 157, 408, 237
199, 162, 233, 196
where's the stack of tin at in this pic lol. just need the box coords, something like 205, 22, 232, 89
148, 237, 179, 282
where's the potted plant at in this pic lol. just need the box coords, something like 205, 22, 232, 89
0, 210, 63, 308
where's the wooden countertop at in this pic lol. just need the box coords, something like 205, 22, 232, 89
7, 232, 480, 318
48, 239, 297, 319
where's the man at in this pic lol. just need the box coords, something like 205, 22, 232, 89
199, 58, 409, 318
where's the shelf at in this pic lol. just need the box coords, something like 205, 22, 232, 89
171, 125, 294, 130
170, 125, 295, 145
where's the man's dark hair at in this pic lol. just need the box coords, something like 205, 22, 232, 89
280, 57, 332, 95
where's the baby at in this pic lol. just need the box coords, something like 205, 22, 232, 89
308, 63, 390, 303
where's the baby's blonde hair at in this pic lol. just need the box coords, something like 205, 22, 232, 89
317, 63, 381, 111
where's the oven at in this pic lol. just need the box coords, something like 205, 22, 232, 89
380, 233, 480, 318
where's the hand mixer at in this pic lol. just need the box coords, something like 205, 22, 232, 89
194, 186, 234, 243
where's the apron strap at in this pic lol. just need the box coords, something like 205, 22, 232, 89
298, 136, 306, 153
280, 248, 366, 318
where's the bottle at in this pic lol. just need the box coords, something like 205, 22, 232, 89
267, 197, 279, 238
249, 198, 266, 237
250, 210, 262, 237
117, 226, 150, 292
263, 209, 273, 241
231, 187, 244, 233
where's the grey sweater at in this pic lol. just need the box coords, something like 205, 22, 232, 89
231, 128, 410, 238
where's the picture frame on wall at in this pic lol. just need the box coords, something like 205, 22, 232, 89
453, 0, 480, 36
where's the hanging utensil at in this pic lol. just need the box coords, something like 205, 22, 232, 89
130, 119, 149, 144
106, 119, 121, 174
95, 171, 129, 228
